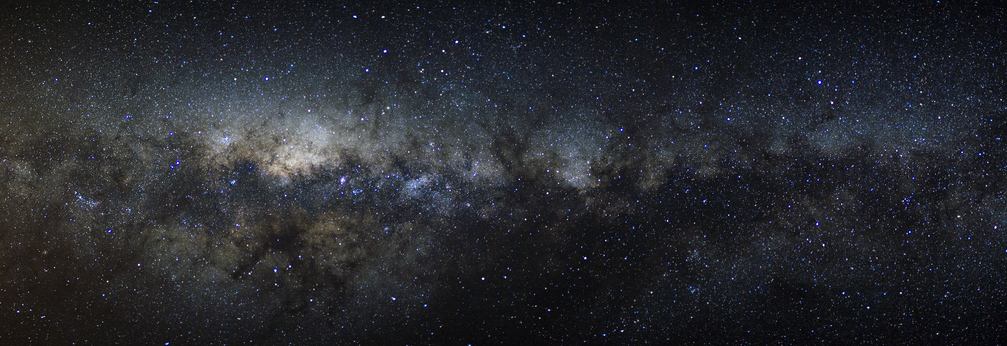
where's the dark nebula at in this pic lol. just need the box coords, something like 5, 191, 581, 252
2, 1, 1006, 344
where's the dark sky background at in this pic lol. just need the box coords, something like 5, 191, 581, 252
1, 0, 1006, 344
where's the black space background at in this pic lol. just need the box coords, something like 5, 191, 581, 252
1, 0, 1007, 344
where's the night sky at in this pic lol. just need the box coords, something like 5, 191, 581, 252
2, 1, 1006, 344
